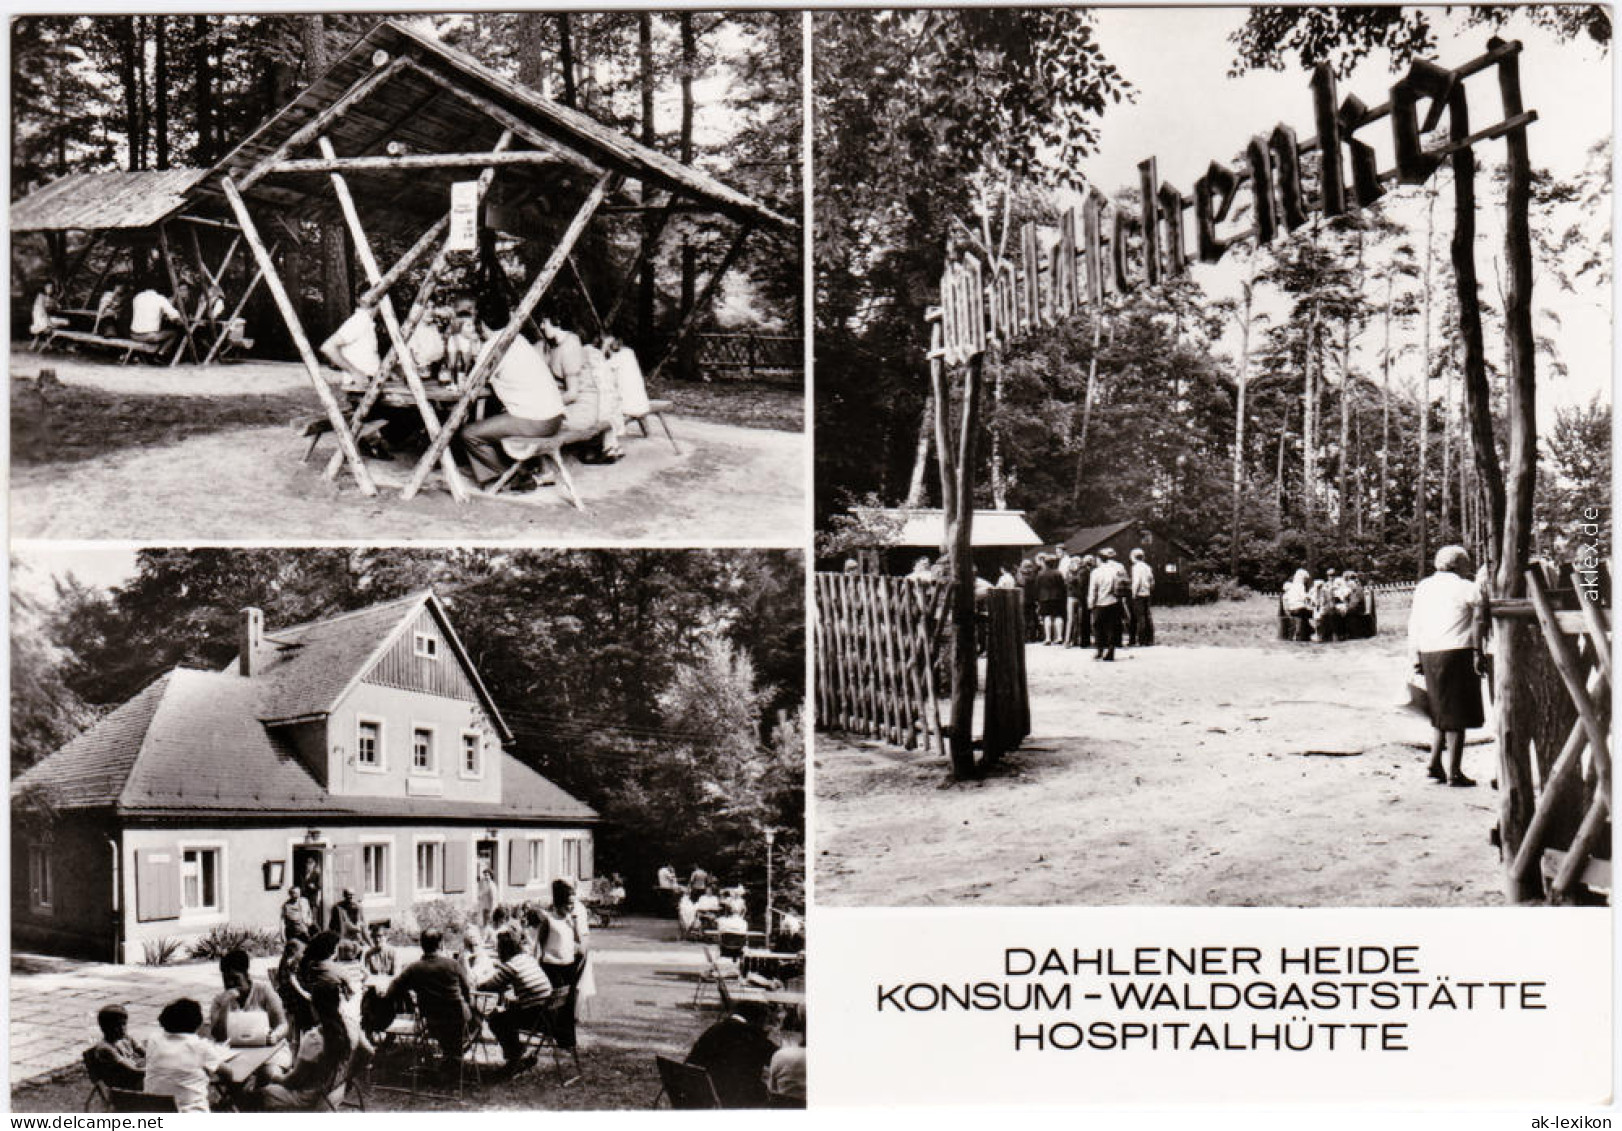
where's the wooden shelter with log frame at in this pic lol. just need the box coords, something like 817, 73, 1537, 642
10, 168, 273, 366
189, 20, 794, 504
918, 36, 1604, 905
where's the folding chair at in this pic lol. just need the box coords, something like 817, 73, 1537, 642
626, 399, 680, 453
514, 986, 583, 1086
320, 1046, 372, 1112
107, 1088, 178, 1113
652, 1056, 722, 1109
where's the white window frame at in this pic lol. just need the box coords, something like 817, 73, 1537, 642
412, 835, 445, 896
414, 632, 440, 660
526, 836, 548, 889
560, 835, 583, 881
177, 840, 228, 922
459, 729, 484, 780
410, 722, 438, 776
355, 716, 386, 774
27, 843, 54, 915
360, 837, 394, 904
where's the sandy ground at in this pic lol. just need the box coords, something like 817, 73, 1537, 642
816, 594, 1507, 908
9, 350, 804, 542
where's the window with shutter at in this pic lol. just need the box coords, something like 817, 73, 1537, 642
135, 849, 182, 922
507, 838, 530, 886
442, 838, 469, 894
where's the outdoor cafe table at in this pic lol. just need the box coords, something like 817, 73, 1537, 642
739, 949, 804, 980
225, 1040, 288, 1079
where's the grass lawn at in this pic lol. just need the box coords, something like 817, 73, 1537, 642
658, 378, 802, 432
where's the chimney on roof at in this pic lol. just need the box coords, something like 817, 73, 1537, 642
239, 607, 264, 678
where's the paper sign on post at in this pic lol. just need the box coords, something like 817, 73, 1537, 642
447, 181, 479, 252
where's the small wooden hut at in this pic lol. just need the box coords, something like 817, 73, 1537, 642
10, 168, 267, 365
188, 19, 795, 503
1059, 519, 1192, 603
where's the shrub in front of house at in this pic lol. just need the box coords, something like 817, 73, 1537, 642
188, 924, 283, 961
142, 937, 185, 966
389, 898, 468, 944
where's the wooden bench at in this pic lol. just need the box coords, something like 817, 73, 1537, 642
37, 328, 164, 364
491, 422, 612, 511
625, 398, 679, 453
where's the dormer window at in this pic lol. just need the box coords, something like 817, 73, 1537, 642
414, 632, 440, 660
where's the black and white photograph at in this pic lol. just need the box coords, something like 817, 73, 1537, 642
10, 12, 804, 541
9, 546, 806, 1110
813, 7, 1612, 909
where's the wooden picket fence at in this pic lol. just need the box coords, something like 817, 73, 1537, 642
1499, 560, 1612, 904
814, 572, 950, 757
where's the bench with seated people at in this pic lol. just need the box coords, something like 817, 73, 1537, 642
34, 327, 165, 364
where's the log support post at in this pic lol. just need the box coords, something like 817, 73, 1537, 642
222, 176, 377, 495
945, 351, 984, 780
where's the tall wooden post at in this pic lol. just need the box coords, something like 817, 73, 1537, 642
946, 353, 984, 780
928, 317, 957, 520
221, 177, 376, 496
1491, 39, 1541, 902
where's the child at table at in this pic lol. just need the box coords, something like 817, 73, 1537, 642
442, 297, 480, 386
142, 998, 232, 1113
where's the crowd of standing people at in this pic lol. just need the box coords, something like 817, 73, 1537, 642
989, 546, 1156, 661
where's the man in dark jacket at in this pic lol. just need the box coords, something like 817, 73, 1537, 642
685, 1001, 781, 1108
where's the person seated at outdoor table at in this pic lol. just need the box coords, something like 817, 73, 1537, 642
477, 931, 555, 1076
693, 887, 722, 916
328, 888, 367, 958
320, 299, 381, 390
86, 1003, 145, 1092
362, 922, 397, 978
600, 333, 651, 419
716, 908, 749, 937
297, 931, 355, 1012
129, 285, 185, 349
766, 1012, 806, 1108
774, 910, 805, 952
94, 284, 128, 336
443, 295, 480, 384
31, 280, 69, 337
236, 986, 354, 1112
555, 322, 619, 464
407, 311, 447, 384
684, 1000, 781, 1109
386, 927, 474, 1077
142, 998, 233, 1113
209, 948, 288, 1046
457, 294, 568, 492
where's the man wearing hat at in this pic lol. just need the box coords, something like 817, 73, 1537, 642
1087, 548, 1129, 662
87, 1003, 145, 1091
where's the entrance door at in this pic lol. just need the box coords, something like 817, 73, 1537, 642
476, 839, 499, 887
292, 844, 326, 931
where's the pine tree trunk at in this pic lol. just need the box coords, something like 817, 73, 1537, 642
153, 17, 169, 169
556, 14, 578, 107
1378, 272, 1393, 539
515, 13, 548, 91
1417, 184, 1436, 579
678, 13, 698, 381
1229, 258, 1256, 578
1302, 300, 1319, 534
135, 17, 149, 172
119, 17, 141, 170
1441, 338, 1455, 532
1070, 310, 1106, 505
636, 13, 657, 351
905, 394, 934, 507
1338, 318, 1351, 539
300, 15, 350, 336
192, 16, 213, 164
988, 351, 1008, 509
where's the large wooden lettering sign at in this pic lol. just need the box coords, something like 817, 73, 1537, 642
935, 41, 1537, 365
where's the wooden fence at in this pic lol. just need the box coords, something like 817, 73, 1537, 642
1498, 560, 1612, 903
814, 572, 950, 757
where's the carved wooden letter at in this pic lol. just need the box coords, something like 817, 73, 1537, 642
1194, 160, 1241, 263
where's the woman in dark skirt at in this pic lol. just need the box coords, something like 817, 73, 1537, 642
1408, 545, 1487, 786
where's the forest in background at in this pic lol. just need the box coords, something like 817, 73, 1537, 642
11, 549, 806, 911
814, 8, 1610, 590
10, 12, 802, 358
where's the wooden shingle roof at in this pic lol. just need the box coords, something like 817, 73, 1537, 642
195, 20, 792, 234
10, 168, 206, 233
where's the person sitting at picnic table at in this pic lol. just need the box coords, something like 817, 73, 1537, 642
142, 998, 233, 1113
320, 300, 381, 389
457, 295, 567, 492
129, 286, 185, 350
328, 888, 367, 957
600, 333, 651, 420
209, 948, 288, 1046
362, 922, 397, 978
86, 1003, 146, 1092
1410, 545, 1488, 788
577, 336, 624, 461
407, 310, 447, 384
31, 280, 69, 337
386, 927, 474, 1078
442, 295, 480, 384
235, 986, 355, 1112
478, 931, 555, 1076
685, 1000, 781, 1109
93, 284, 128, 336
767, 1012, 807, 1108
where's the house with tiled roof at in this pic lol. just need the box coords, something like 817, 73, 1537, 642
11, 590, 597, 962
